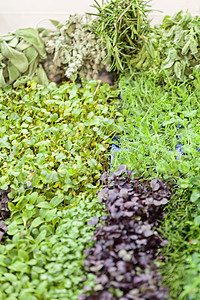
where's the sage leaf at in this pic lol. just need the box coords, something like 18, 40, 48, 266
1, 41, 28, 73
174, 61, 182, 79
182, 39, 190, 55
190, 36, 198, 55
162, 49, 177, 69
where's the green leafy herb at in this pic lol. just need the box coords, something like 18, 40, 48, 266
0, 79, 119, 299
134, 11, 200, 82
88, 0, 151, 72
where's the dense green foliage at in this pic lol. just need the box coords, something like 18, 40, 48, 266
2, 1, 200, 299
134, 11, 200, 82
112, 73, 200, 299
114, 73, 200, 180
89, 0, 150, 72
159, 180, 200, 300
0, 80, 119, 299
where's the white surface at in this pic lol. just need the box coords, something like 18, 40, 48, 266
0, 0, 200, 34
0, 0, 96, 34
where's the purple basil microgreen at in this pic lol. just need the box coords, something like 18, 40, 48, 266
81, 165, 171, 299
0, 188, 11, 241
87, 216, 99, 226
100, 172, 108, 184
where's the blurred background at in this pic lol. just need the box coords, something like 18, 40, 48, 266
0, 0, 200, 34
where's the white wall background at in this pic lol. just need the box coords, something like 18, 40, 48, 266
0, 0, 96, 34
0, 0, 200, 34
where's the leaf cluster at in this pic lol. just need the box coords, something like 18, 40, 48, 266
0, 28, 48, 88
114, 73, 200, 181
0, 195, 104, 300
0, 80, 119, 299
40, 14, 110, 82
113, 72, 200, 299
80, 165, 171, 299
89, 0, 151, 72
158, 176, 200, 299
134, 11, 200, 82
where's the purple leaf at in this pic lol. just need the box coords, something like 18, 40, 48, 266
150, 178, 161, 191
100, 172, 108, 183
87, 216, 99, 226
81, 167, 170, 300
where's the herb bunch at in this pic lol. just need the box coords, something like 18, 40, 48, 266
134, 11, 200, 82
89, 0, 151, 72
0, 28, 48, 88
40, 14, 110, 82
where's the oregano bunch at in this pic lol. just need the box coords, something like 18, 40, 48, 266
40, 14, 110, 82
